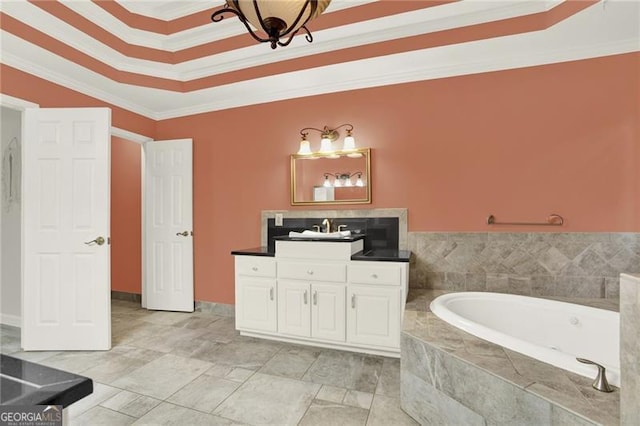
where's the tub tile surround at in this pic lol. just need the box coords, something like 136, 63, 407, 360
620, 274, 640, 426
401, 290, 620, 426
409, 232, 640, 298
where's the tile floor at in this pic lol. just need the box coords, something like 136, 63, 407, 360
0, 299, 418, 425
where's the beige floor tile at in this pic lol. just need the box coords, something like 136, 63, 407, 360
258, 346, 321, 380
167, 375, 240, 413
343, 390, 374, 409
112, 353, 211, 399
366, 394, 419, 426
213, 372, 321, 424
376, 357, 401, 397
70, 406, 136, 426
66, 383, 122, 418
302, 350, 384, 393
100, 390, 161, 418
316, 385, 348, 403
299, 399, 369, 426
133, 402, 234, 425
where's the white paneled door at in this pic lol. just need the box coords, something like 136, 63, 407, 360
144, 139, 194, 312
22, 108, 111, 350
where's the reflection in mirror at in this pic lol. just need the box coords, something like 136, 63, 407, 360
291, 148, 371, 205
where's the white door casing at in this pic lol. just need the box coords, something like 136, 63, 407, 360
22, 107, 111, 350
144, 139, 194, 312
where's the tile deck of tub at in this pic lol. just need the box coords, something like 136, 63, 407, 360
401, 289, 620, 426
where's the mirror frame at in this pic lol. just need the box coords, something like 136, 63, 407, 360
290, 148, 372, 206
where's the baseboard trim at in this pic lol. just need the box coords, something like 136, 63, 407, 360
111, 291, 142, 303
0, 313, 21, 327
195, 301, 235, 318
111, 292, 234, 317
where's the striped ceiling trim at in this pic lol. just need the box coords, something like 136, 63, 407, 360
1, 0, 635, 119
0, 1, 595, 92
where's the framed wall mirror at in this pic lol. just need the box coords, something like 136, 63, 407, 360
290, 148, 371, 205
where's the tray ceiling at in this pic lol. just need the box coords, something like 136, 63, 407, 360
0, 0, 637, 119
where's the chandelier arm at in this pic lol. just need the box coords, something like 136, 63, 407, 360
211, 4, 270, 44
301, 26, 314, 43
250, 0, 270, 36
211, 6, 240, 23
277, 31, 299, 48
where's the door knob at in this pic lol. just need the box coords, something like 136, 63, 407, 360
84, 236, 105, 246
176, 231, 189, 237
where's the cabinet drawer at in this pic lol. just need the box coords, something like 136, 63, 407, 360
235, 256, 276, 278
349, 263, 401, 286
278, 262, 346, 283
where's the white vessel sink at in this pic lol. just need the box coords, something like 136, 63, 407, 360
288, 230, 352, 239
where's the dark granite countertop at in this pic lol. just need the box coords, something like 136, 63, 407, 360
231, 247, 411, 262
272, 234, 366, 243
351, 249, 411, 262
230, 247, 273, 256
0, 354, 93, 407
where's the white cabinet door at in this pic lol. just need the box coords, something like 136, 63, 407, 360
277, 280, 310, 338
236, 277, 276, 332
347, 285, 400, 348
311, 283, 346, 342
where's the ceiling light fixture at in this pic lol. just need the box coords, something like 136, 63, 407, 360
297, 124, 358, 157
211, 1, 332, 49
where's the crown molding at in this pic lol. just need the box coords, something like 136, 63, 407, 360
1, 49, 159, 119
2, 0, 637, 121
115, 0, 224, 21
3, 0, 570, 83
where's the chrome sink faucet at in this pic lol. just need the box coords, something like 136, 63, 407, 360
321, 218, 332, 233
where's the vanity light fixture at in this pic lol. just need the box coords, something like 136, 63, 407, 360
323, 172, 365, 188
297, 124, 358, 156
211, 1, 331, 50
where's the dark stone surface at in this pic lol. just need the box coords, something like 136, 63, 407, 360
267, 217, 399, 252
0, 354, 93, 408
351, 249, 411, 262
230, 247, 273, 256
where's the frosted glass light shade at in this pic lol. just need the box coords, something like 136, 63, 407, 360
344, 177, 352, 187
297, 139, 312, 155
333, 177, 341, 187
235, 0, 331, 36
319, 137, 334, 153
323, 176, 331, 187
342, 134, 356, 151
355, 176, 364, 187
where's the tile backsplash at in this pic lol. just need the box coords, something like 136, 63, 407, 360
408, 232, 640, 298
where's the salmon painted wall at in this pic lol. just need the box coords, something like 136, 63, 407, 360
0, 65, 156, 137
156, 53, 639, 305
1, 65, 152, 294
111, 137, 142, 294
